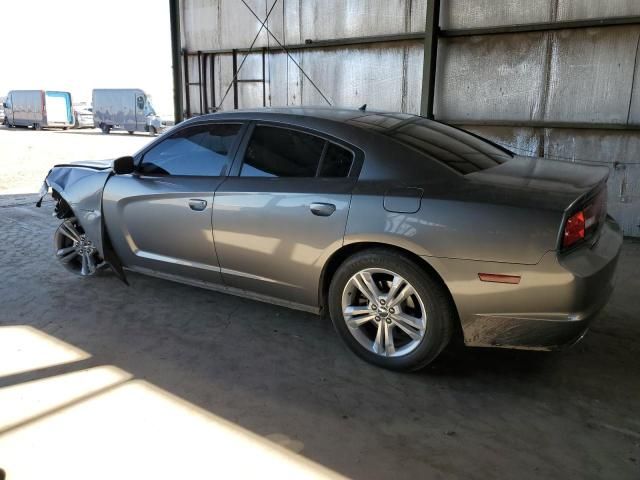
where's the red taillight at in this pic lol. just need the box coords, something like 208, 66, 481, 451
563, 210, 585, 248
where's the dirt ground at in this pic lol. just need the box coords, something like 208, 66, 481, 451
0, 126, 639, 479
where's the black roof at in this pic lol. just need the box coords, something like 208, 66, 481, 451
193, 106, 416, 127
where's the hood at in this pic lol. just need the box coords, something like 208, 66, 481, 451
44, 159, 113, 195
55, 159, 114, 170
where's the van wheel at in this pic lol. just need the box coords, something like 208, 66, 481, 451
149, 126, 157, 136
101, 124, 111, 134
127, 131, 134, 135
328, 249, 455, 371
33, 123, 42, 131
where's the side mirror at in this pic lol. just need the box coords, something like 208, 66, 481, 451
112, 156, 135, 175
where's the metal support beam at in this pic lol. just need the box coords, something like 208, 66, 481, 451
262, 47, 267, 107
183, 49, 191, 118
420, 0, 440, 118
182, 15, 640, 58
197, 50, 203, 114
440, 16, 640, 38
202, 53, 209, 114
232, 49, 239, 110
450, 119, 640, 131
185, 32, 426, 56
210, 53, 216, 112
169, 0, 183, 123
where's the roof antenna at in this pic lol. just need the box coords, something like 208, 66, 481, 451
359, 104, 367, 112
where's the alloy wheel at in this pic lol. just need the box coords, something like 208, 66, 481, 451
341, 268, 427, 357
53, 218, 101, 276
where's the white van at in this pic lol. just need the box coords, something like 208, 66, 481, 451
93, 89, 164, 135
3, 90, 73, 129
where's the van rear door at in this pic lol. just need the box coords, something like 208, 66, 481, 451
44, 91, 72, 126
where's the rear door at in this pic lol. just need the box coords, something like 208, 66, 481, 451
102, 121, 246, 283
44, 91, 72, 126
213, 123, 360, 307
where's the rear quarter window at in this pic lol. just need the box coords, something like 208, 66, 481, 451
388, 119, 511, 175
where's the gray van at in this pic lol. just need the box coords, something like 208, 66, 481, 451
92, 89, 164, 135
3, 90, 73, 129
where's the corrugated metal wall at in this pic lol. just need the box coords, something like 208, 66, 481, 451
179, 0, 640, 236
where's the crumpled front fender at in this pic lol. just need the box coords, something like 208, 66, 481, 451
42, 164, 111, 258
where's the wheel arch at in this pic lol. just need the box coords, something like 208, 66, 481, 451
50, 188, 75, 219
319, 242, 461, 332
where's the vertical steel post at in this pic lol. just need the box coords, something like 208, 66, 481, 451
420, 0, 440, 118
183, 49, 191, 118
262, 47, 267, 107
210, 54, 216, 111
197, 50, 203, 114
202, 54, 209, 114
169, 0, 184, 122
232, 49, 239, 109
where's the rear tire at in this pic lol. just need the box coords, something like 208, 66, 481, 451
127, 130, 134, 135
328, 249, 454, 371
100, 123, 111, 134
149, 126, 157, 136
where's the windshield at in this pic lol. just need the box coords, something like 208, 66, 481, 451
144, 97, 156, 116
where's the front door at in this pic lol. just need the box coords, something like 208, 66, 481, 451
213, 123, 359, 307
102, 121, 246, 283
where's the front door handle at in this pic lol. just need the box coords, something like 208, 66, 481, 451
188, 199, 208, 211
310, 202, 336, 217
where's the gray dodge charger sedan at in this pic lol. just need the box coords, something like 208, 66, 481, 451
39, 108, 622, 371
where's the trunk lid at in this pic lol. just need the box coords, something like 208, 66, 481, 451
467, 155, 609, 213
468, 156, 610, 251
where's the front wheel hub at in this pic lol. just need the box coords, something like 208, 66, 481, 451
53, 218, 102, 276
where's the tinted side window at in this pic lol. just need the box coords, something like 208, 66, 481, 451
319, 143, 353, 177
241, 126, 325, 178
389, 120, 511, 174
140, 123, 241, 176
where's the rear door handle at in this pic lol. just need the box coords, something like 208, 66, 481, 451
310, 202, 336, 217
188, 199, 208, 211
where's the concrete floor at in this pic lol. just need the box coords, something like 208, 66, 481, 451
0, 128, 639, 479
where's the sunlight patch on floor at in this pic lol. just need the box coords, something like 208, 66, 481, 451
0, 327, 343, 479
0, 325, 90, 378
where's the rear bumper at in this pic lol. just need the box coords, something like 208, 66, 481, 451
426, 216, 623, 350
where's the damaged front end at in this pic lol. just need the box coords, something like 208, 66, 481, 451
37, 160, 128, 283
